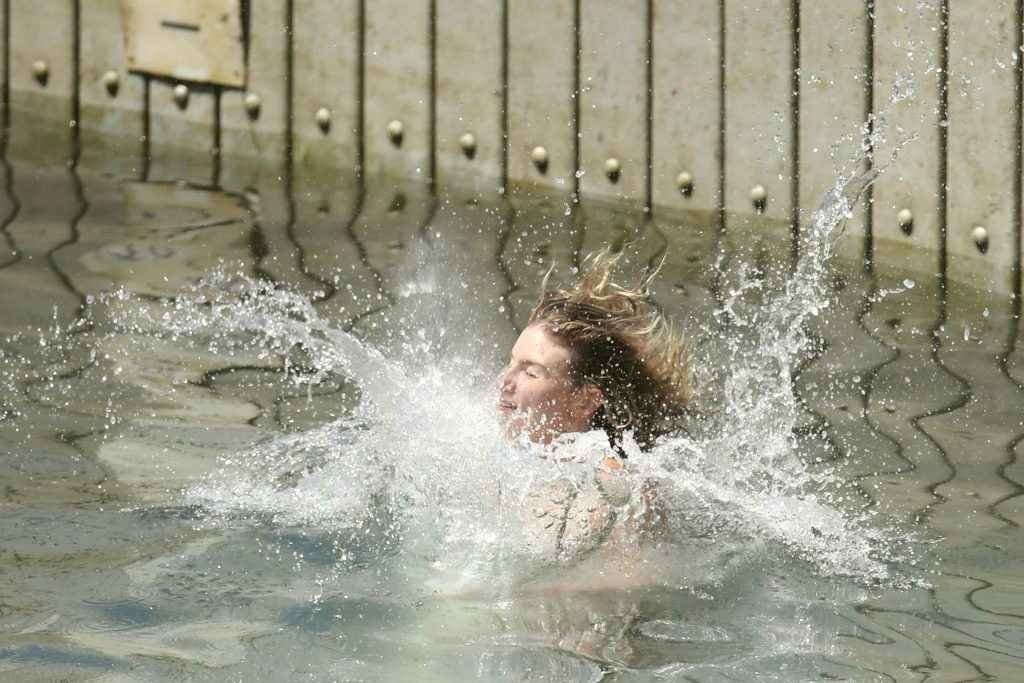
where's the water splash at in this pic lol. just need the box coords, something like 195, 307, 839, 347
0, 85, 928, 597
631, 166, 918, 584
80, 160, 923, 593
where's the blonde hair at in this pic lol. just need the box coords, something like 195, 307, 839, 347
528, 249, 694, 451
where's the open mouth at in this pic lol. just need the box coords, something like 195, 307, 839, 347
497, 400, 516, 414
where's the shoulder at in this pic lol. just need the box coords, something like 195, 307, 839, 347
595, 454, 631, 506
596, 454, 670, 538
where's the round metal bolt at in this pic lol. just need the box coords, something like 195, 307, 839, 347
750, 184, 767, 213
244, 92, 262, 119
101, 70, 119, 96
172, 83, 190, 109
604, 157, 622, 182
315, 106, 331, 132
531, 145, 549, 173
386, 119, 404, 146
676, 171, 694, 196
459, 132, 476, 159
897, 208, 913, 235
971, 225, 989, 253
31, 60, 49, 86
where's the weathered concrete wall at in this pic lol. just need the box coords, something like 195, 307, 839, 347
946, 0, 1018, 299
2, 0, 1020, 299
871, 0, 944, 292
651, 0, 720, 223
79, 0, 145, 175
9, 1, 76, 165
507, 0, 576, 194
435, 0, 503, 192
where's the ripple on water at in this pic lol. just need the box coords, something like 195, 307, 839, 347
79, 599, 159, 632
475, 646, 605, 682
637, 619, 732, 643
67, 620, 275, 668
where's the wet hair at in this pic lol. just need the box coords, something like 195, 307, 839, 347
528, 249, 694, 452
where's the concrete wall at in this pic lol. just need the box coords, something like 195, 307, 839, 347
2, 0, 1020, 298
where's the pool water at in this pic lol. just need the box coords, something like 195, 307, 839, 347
1, 158, 1023, 682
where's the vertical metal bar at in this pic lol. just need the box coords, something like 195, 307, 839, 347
428, 0, 436, 191
644, 0, 653, 212
718, 0, 726, 232
937, 0, 949, 316
572, 0, 581, 200
863, 0, 875, 274
0, 0, 14, 266
70, 0, 80, 168
240, 0, 251, 63
570, 0, 582, 266
284, 0, 293, 191
789, 0, 800, 264
141, 75, 150, 181
212, 85, 221, 187
711, 0, 727, 312
500, 0, 509, 193
1, 0, 7, 136
276, 0, 304, 289
1015, 0, 1023, 307
357, 0, 365, 180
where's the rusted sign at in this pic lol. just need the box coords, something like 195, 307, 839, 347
120, 0, 245, 87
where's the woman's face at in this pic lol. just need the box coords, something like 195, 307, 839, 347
498, 323, 602, 443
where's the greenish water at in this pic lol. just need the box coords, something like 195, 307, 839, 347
0, 160, 1022, 682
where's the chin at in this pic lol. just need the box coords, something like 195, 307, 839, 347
500, 408, 575, 446
500, 415, 545, 445
500, 412, 526, 439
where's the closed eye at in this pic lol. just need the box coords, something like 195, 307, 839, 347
526, 361, 553, 378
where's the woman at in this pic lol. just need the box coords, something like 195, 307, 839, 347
498, 249, 694, 564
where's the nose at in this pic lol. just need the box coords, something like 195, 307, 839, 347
499, 367, 514, 394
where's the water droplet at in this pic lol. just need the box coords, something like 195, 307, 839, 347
903, 279, 915, 289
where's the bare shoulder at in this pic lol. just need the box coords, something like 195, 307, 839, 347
596, 454, 670, 538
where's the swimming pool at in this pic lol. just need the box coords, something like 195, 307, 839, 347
1, 157, 1022, 682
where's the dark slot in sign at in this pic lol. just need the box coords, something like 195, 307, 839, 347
160, 20, 201, 32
